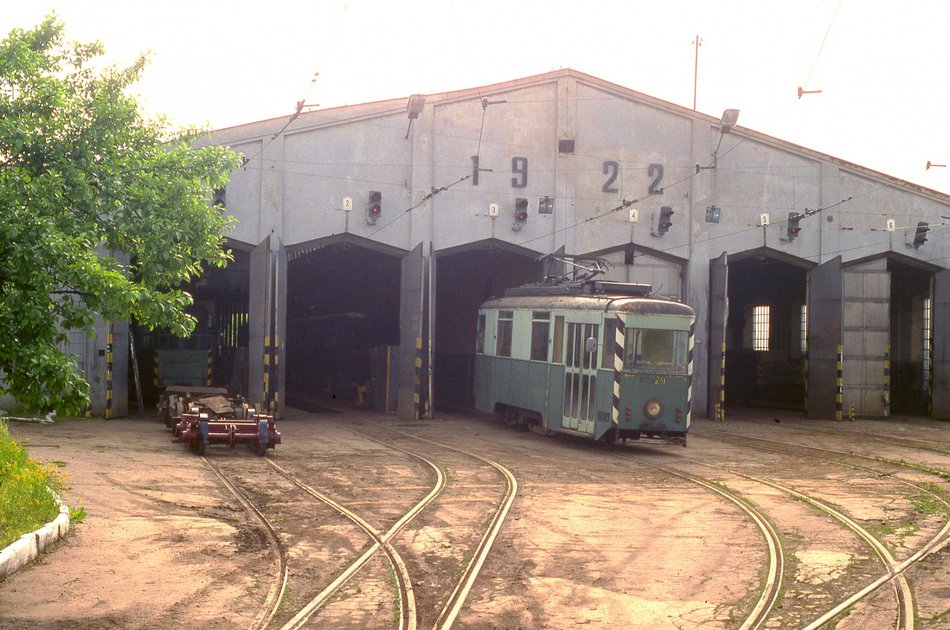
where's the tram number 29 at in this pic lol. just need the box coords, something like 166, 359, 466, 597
641, 376, 667, 385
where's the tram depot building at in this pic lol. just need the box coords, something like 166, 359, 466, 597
76, 69, 950, 423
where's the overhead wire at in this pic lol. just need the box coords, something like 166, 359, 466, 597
220, 54, 946, 251
364, 174, 472, 240
803, 0, 844, 88
234, 1, 350, 170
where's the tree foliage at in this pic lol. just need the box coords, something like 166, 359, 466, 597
0, 17, 240, 414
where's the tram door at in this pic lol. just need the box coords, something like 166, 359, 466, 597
563, 321, 599, 434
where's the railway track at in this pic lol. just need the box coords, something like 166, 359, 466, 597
482, 420, 936, 628
360, 422, 519, 630
199, 413, 518, 629
266, 456, 420, 630
566, 449, 782, 629
400, 419, 783, 628
776, 423, 950, 458
688, 428, 950, 629
201, 456, 288, 630
15, 408, 948, 627
649, 463, 783, 630
202, 440, 442, 629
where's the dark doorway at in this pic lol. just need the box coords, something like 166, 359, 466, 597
434, 243, 542, 410
285, 242, 401, 408
889, 259, 932, 415
724, 251, 810, 409
132, 246, 252, 407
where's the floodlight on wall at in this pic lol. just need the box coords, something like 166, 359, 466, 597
718, 109, 740, 133
405, 94, 427, 138
696, 109, 741, 172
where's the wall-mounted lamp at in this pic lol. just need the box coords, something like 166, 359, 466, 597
718, 109, 740, 134
696, 109, 740, 173
405, 94, 427, 138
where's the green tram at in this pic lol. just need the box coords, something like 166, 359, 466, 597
474, 280, 696, 445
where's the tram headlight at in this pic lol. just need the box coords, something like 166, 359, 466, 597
643, 400, 663, 420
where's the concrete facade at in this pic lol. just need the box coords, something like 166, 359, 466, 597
105, 70, 950, 420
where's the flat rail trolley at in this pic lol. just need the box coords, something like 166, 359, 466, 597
171, 393, 281, 456
474, 279, 695, 445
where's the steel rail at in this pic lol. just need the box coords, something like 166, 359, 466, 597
279, 421, 447, 628
604, 453, 784, 630
679, 453, 914, 629
201, 457, 288, 630
365, 426, 519, 630
694, 429, 950, 629
740, 424, 950, 457
266, 458, 419, 630
666, 469, 783, 630
694, 427, 950, 470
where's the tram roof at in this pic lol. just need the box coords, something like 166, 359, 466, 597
479, 294, 694, 317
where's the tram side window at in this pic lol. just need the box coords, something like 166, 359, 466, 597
552, 316, 565, 363
602, 323, 618, 369
475, 314, 486, 354
496, 310, 513, 357
624, 328, 687, 372
530, 311, 550, 361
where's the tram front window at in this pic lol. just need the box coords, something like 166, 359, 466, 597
624, 328, 687, 373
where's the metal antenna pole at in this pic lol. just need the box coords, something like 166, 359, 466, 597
693, 35, 702, 110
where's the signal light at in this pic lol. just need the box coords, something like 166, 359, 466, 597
913, 221, 929, 249
656, 206, 674, 235
367, 191, 382, 225
786, 211, 803, 240
513, 198, 528, 231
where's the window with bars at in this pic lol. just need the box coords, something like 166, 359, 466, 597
800, 304, 808, 356
923, 298, 932, 376
753, 305, 770, 352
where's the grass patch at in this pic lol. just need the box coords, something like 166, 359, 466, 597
911, 483, 950, 518
69, 506, 87, 524
0, 420, 66, 547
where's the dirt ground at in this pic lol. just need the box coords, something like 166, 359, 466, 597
2, 407, 949, 629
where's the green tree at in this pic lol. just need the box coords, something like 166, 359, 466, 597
0, 17, 240, 414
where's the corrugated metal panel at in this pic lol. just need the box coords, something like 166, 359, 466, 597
248, 238, 270, 408
933, 269, 950, 419
843, 259, 890, 417
808, 257, 842, 419
707, 252, 728, 419
398, 243, 425, 420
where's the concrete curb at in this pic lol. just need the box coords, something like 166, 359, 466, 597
0, 493, 70, 579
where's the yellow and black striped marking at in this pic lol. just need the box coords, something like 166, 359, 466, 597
106, 328, 113, 420
206, 349, 213, 387
883, 345, 890, 416
413, 336, 423, 420
718, 340, 726, 421
835, 344, 843, 422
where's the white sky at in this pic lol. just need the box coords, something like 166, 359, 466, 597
4, 0, 949, 195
